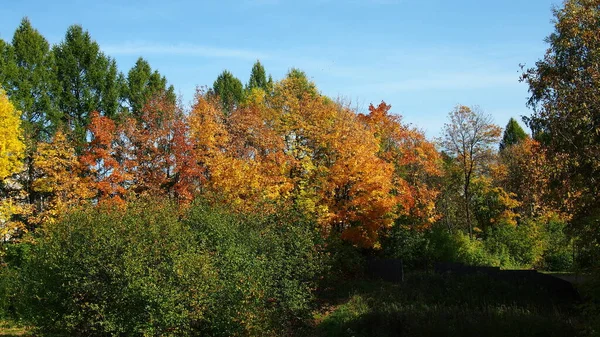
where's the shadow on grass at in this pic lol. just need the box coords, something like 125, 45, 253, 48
314, 272, 584, 337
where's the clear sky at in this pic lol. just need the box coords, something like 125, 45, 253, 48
1, 0, 560, 138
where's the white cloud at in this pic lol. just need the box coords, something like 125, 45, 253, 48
355, 71, 520, 93
103, 42, 270, 61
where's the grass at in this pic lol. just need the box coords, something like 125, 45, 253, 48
0, 321, 29, 337
306, 272, 585, 337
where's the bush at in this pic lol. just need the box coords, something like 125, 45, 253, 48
540, 216, 573, 271
19, 199, 327, 336
483, 221, 544, 268
381, 223, 428, 269
186, 202, 326, 336
0, 242, 32, 322
21, 200, 215, 337
381, 224, 497, 268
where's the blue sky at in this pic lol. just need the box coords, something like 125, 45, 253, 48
1, 0, 560, 137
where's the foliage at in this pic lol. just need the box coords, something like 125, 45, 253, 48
359, 102, 442, 229
1, 17, 58, 144
0, 90, 25, 181
80, 112, 130, 204
21, 200, 215, 337
186, 202, 326, 336
247, 60, 270, 92
125, 57, 175, 118
31, 132, 93, 226
522, 0, 600, 223
0, 90, 27, 238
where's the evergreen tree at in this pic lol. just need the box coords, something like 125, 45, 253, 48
0, 18, 63, 209
0, 18, 58, 142
212, 70, 243, 114
247, 60, 268, 91
125, 57, 175, 118
53, 25, 124, 146
500, 118, 528, 151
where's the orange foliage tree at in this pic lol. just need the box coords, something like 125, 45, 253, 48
80, 111, 130, 205
122, 92, 202, 202
359, 102, 442, 229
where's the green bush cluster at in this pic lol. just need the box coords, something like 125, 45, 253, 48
4, 199, 325, 336
187, 203, 325, 336
382, 215, 573, 270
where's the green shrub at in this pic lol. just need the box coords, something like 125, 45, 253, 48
0, 242, 31, 322
186, 202, 326, 336
381, 223, 428, 268
483, 221, 543, 268
21, 200, 215, 337
540, 216, 573, 271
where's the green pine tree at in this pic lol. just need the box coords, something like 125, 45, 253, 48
500, 117, 528, 151
212, 70, 244, 114
247, 60, 268, 91
53, 24, 124, 146
125, 57, 175, 118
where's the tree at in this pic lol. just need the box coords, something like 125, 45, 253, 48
441, 105, 502, 238
31, 132, 93, 226
246, 60, 268, 91
80, 112, 130, 204
2, 18, 58, 143
358, 102, 442, 229
1, 18, 61, 213
53, 25, 123, 146
0, 90, 25, 180
522, 0, 600, 218
212, 70, 243, 114
121, 91, 199, 201
0, 90, 27, 237
499, 117, 528, 151
125, 57, 175, 118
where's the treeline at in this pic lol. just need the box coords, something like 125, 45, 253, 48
0, 17, 582, 264
1, 0, 600, 333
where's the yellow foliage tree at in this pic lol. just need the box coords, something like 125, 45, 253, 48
0, 89, 27, 238
0, 90, 25, 180
31, 132, 94, 225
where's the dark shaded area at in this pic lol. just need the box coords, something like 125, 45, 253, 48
314, 271, 584, 337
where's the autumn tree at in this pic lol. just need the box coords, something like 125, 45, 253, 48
0, 90, 26, 237
270, 74, 397, 247
0, 90, 25, 180
121, 91, 201, 202
31, 132, 93, 226
499, 137, 569, 219
441, 105, 502, 238
499, 118, 528, 151
358, 102, 442, 229
188, 90, 268, 209
80, 112, 130, 204
522, 0, 600, 223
